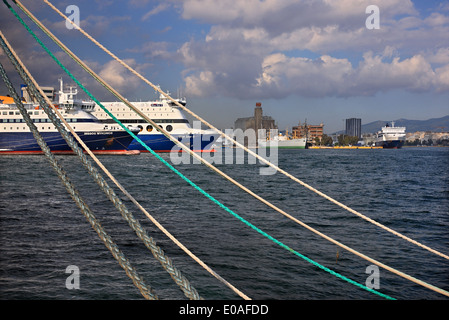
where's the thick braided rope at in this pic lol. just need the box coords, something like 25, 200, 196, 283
14, 0, 449, 298
4, 2, 404, 300
0, 58, 156, 300
13, 0, 449, 299
0, 29, 200, 300
38, 0, 449, 263
4, 0, 252, 300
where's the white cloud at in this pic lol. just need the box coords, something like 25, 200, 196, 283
181, 47, 449, 99
175, 0, 449, 99
97, 59, 147, 93
426, 47, 449, 65
255, 53, 353, 97
353, 52, 436, 95
184, 70, 215, 96
181, 0, 416, 30
434, 64, 449, 92
141, 3, 170, 21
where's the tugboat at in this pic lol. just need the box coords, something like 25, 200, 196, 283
374, 122, 406, 149
0, 79, 139, 155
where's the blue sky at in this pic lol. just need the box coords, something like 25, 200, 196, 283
1, 0, 448, 133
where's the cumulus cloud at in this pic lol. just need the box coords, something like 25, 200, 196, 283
97, 59, 150, 93
174, 0, 449, 99
182, 48, 449, 99
2, 0, 448, 102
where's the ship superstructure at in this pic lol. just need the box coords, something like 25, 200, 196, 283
92, 88, 217, 152
375, 122, 406, 149
0, 79, 138, 154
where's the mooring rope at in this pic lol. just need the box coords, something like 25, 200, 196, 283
0, 29, 205, 300
13, 0, 449, 298
38, 0, 449, 264
2, 1, 401, 300
0, 58, 157, 300
9, 0, 449, 295
2, 2, 250, 301
4, 0, 448, 294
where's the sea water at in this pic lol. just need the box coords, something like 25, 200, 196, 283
0, 147, 448, 300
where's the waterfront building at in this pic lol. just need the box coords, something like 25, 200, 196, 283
234, 102, 277, 142
292, 121, 324, 144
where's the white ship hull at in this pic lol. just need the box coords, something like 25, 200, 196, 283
92, 91, 217, 152
258, 138, 307, 149
375, 122, 406, 149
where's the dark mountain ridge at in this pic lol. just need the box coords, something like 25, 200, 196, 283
333, 115, 449, 134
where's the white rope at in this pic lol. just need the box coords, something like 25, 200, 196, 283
1, 16, 250, 300
40, 0, 449, 263
18, 0, 449, 297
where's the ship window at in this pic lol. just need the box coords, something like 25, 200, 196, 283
9, 112, 13, 115
166, 125, 173, 132
146, 125, 153, 132
138, 125, 143, 132
2, 112, 7, 115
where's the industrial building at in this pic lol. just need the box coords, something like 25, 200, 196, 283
234, 102, 277, 143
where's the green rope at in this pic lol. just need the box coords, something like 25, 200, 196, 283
5, 0, 395, 300
2, 3, 201, 301
0, 58, 157, 300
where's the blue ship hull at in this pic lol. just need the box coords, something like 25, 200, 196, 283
0, 131, 137, 154
128, 133, 218, 152
375, 140, 404, 149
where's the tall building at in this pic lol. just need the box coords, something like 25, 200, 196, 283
345, 118, 361, 138
234, 103, 277, 132
234, 102, 277, 145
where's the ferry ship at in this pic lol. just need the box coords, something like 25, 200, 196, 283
375, 122, 406, 149
91, 88, 218, 152
0, 80, 139, 155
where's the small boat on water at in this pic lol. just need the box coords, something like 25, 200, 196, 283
0, 79, 139, 155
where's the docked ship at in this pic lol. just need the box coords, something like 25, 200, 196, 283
92, 88, 217, 152
374, 121, 406, 149
257, 132, 307, 149
0, 79, 139, 155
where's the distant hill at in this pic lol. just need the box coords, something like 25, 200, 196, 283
334, 115, 449, 134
